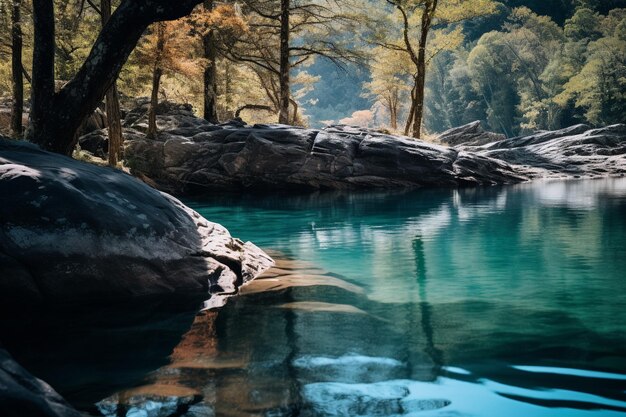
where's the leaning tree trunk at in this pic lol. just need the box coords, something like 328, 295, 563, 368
27, 0, 202, 155
278, 0, 290, 124
10, 0, 23, 138
147, 23, 166, 139
101, 0, 123, 166
202, 0, 219, 123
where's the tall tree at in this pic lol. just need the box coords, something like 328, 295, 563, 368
27, 0, 202, 155
190, 2, 247, 121
363, 47, 411, 131
147, 22, 165, 138
228, 0, 364, 125
202, 0, 219, 123
555, 9, 626, 125
10, 0, 23, 137
135, 18, 203, 138
374, 0, 497, 138
278, 0, 290, 124
101, 0, 123, 166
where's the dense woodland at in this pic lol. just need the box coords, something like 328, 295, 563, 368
0, 0, 625, 154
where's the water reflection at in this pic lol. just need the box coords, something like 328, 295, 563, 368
8, 179, 626, 416
98, 254, 626, 416
182, 179, 626, 416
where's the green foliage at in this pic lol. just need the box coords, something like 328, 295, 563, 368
421, 5, 626, 135
0, 0, 624, 134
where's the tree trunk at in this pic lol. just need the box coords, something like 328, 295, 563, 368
202, 0, 219, 123
27, 0, 203, 155
278, 0, 290, 124
101, 0, 123, 166
404, 83, 417, 136
409, 0, 437, 139
10, 0, 23, 138
148, 68, 163, 139
412, 58, 426, 138
29, 0, 55, 144
148, 23, 166, 139
390, 102, 397, 131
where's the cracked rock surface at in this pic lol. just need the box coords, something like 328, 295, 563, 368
124, 124, 526, 194
121, 120, 626, 194
461, 124, 626, 179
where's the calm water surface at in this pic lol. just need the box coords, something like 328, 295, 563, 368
183, 178, 626, 417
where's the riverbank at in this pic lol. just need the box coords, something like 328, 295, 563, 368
73, 102, 626, 194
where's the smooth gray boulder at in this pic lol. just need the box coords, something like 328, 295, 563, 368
0, 348, 83, 417
0, 138, 273, 310
467, 124, 626, 178
124, 124, 526, 194
437, 121, 505, 146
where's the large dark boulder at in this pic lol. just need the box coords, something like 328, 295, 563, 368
0, 138, 273, 311
0, 348, 83, 417
124, 124, 526, 194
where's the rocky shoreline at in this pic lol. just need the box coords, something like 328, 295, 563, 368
72, 102, 626, 194
0, 137, 273, 416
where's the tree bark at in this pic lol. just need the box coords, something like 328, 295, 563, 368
147, 68, 163, 138
278, 0, 290, 124
410, 0, 437, 139
29, 0, 55, 143
101, 0, 123, 166
390, 95, 398, 131
404, 83, 416, 136
28, 0, 203, 155
148, 23, 166, 139
10, 0, 23, 138
202, 0, 219, 123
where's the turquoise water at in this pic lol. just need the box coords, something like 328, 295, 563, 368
185, 178, 626, 416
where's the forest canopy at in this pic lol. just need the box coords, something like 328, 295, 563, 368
0, 0, 625, 145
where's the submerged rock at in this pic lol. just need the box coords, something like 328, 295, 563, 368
0, 138, 273, 310
0, 348, 83, 417
302, 380, 451, 416
96, 385, 203, 417
437, 120, 506, 146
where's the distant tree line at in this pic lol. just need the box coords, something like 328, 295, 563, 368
419, 4, 626, 136
360, 1, 626, 137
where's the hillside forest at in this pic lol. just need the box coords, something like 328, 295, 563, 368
0, 0, 625, 146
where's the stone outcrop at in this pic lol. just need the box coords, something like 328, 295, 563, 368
118, 116, 626, 193
463, 124, 626, 178
0, 348, 83, 417
123, 124, 526, 194
436, 121, 506, 146
0, 138, 273, 311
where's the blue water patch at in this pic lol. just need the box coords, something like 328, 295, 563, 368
182, 179, 626, 416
